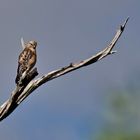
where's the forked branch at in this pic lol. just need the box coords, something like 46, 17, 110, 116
0, 18, 129, 121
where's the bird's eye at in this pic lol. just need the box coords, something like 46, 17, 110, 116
29, 41, 37, 48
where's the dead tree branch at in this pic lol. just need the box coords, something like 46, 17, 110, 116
0, 18, 129, 121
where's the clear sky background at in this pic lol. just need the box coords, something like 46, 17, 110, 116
0, 0, 139, 140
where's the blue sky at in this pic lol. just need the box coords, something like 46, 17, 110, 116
0, 0, 139, 140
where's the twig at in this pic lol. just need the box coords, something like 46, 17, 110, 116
21, 37, 25, 49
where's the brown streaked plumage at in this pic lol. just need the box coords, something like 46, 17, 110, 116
15, 40, 37, 84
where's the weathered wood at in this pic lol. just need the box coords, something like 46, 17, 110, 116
0, 68, 38, 121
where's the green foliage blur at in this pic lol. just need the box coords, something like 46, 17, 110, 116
95, 88, 140, 140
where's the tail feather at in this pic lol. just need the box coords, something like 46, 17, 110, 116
15, 64, 26, 84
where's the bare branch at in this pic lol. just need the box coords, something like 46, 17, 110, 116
0, 68, 38, 121
0, 18, 129, 121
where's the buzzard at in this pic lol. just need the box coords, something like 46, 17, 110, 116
15, 40, 37, 84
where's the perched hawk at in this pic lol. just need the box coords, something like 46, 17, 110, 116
15, 40, 37, 84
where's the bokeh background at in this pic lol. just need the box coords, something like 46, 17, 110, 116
0, 0, 139, 140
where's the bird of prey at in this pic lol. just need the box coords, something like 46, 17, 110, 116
15, 40, 37, 84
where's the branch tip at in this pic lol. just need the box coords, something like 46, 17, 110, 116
122, 17, 129, 28
21, 37, 25, 49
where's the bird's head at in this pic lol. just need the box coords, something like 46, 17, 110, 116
28, 40, 37, 49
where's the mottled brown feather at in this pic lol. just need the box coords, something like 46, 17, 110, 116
15, 41, 37, 84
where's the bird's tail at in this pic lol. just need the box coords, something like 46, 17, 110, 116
15, 64, 26, 84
